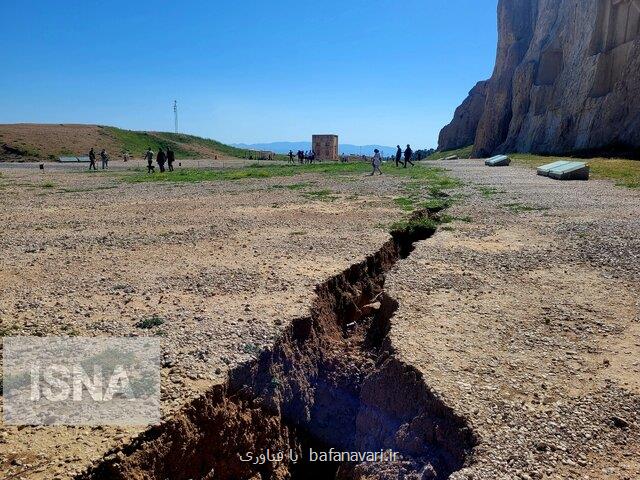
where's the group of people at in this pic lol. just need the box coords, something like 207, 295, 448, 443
88, 146, 175, 172
88, 143, 416, 176
288, 150, 316, 164
370, 144, 415, 175
88, 148, 110, 170
395, 144, 415, 168
144, 147, 175, 173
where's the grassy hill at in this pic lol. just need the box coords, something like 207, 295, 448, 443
0, 124, 262, 161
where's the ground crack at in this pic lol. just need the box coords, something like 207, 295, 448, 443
81, 210, 477, 480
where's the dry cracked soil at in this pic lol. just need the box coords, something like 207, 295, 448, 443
0, 159, 638, 479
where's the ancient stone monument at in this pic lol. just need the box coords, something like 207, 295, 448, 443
438, 0, 640, 158
312, 134, 339, 160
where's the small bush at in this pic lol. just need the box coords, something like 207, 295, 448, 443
136, 315, 165, 329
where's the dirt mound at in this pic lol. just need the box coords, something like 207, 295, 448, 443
0, 124, 118, 161
0, 124, 248, 162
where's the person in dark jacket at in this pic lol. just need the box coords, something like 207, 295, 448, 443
88, 148, 97, 170
156, 148, 166, 173
100, 149, 109, 169
166, 148, 175, 171
403, 144, 414, 168
288, 150, 295, 164
395, 145, 402, 167
144, 148, 155, 173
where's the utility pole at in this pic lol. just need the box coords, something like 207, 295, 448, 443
173, 100, 178, 134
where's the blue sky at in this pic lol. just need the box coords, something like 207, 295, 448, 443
1, 0, 498, 149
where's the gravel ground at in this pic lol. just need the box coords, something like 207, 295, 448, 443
2, 159, 638, 479
0, 162, 409, 479
387, 160, 640, 479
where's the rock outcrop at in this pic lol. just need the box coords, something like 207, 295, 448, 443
438, 0, 640, 158
438, 81, 488, 151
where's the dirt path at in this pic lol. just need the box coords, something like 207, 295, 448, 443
388, 160, 640, 479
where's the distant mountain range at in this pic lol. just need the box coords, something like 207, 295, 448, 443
232, 141, 399, 156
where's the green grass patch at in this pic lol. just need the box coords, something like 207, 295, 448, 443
121, 162, 365, 184
303, 189, 338, 202
503, 202, 549, 213
289, 231, 307, 236
510, 154, 640, 189
419, 197, 453, 211
135, 315, 165, 329
426, 145, 474, 160
394, 196, 415, 211
587, 159, 640, 189
390, 166, 461, 215
57, 185, 118, 193
271, 182, 314, 190
40, 181, 56, 189
390, 216, 438, 237
477, 186, 506, 197
121, 161, 462, 189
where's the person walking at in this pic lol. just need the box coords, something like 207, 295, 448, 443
100, 149, 109, 169
88, 148, 97, 170
395, 145, 403, 167
166, 148, 175, 171
144, 148, 155, 173
369, 149, 383, 176
404, 144, 414, 168
288, 150, 294, 164
156, 148, 166, 173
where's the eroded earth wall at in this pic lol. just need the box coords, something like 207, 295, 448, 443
438, 0, 640, 158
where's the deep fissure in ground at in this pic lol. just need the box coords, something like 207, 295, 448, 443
82, 211, 476, 480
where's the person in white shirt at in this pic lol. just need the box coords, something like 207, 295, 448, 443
370, 149, 383, 176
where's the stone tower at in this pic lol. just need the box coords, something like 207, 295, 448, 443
312, 134, 339, 161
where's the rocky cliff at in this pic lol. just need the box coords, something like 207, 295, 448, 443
438, 0, 640, 158
438, 81, 488, 151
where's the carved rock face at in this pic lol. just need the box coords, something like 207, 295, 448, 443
438, 0, 640, 158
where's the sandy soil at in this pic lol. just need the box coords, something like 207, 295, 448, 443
388, 160, 640, 479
